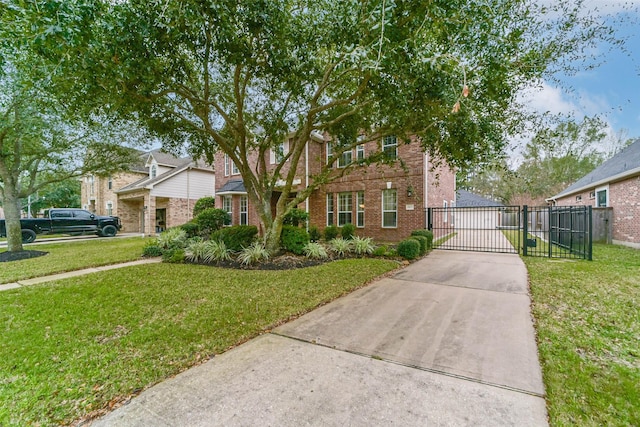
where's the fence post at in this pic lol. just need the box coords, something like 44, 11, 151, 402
588, 205, 593, 261
522, 205, 528, 256
427, 208, 433, 231
548, 205, 553, 258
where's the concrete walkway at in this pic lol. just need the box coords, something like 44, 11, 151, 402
92, 250, 547, 426
0, 258, 162, 291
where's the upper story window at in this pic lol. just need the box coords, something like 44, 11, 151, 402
356, 144, 365, 162
150, 164, 157, 179
224, 154, 240, 176
107, 176, 113, 190
326, 142, 334, 168
270, 141, 290, 164
338, 146, 353, 168
382, 135, 398, 160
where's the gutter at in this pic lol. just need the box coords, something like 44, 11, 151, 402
548, 166, 640, 201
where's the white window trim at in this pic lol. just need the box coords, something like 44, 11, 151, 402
356, 191, 365, 228
326, 142, 334, 168
223, 195, 233, 225
595, 185, 609, 207
356, 144, 365, 161
270, 141, 290, 164
224, 154, 230, 176
239, 195, 248, 225
326, 193, 334, 226
382, 135, 398, 159
381, 189, 397, 228
337, 149, 353, 168
337, 192, 353, 226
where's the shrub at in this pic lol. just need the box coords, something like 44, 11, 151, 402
142, 242, 163, 257
410, 235, 428, 256
180, 221, 200, 238
308, 225, 321, 242
157, 228, 188, 250
195, 208, 230, 235
237, 242, 270, 265
211, 225, 259, 252
411, 229, 434, 249
372, 245, 387, 257
162, 248, 185, 263
397, 239, 420, 260
352, 236, 376, 255
203, 240, 232, 262
341, 223, 356, 240
324, 225, 340, 241
185, 239, 209, 263
281, 225, 310, 255
330, 238, 352, 257
303, 242, 329, 259
283, 208, 310, 227
193, 196, 216, 217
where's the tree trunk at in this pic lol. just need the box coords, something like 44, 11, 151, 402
3, 187, 24, 252
263, 215, 283, 255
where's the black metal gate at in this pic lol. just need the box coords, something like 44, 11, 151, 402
427, 205, 592, 260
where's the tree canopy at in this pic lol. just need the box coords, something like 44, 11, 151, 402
12, 0, 624, 251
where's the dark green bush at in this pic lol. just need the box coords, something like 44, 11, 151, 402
281, 225, 310, 255
341, 223, 356, 240
193, 196, 216, 217
410, 235, 428, 256
411, 229, 434, 249
162, 248, 185, 263
212, 225, 258, 252
142, 242, 163, 257
195, 208, 230, 235
180, 221, 200, 238
283, 208, 310, 227
308, 225, 321, 242
324, 225, 340, 241
372, 246, 387, 257
397, 239, 420, 260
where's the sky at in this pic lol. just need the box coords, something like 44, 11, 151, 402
518, 1, 640, 148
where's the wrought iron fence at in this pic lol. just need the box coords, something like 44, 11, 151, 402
427, 205, 592, 260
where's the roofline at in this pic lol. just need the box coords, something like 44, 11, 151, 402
115, 162, 213, 194
548, 165, 640, 201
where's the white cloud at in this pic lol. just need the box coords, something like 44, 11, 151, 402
518, 81, 580, 116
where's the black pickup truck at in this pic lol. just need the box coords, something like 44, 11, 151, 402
0, 208, 122, 243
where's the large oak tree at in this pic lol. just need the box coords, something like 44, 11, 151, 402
21, 0, 622, 252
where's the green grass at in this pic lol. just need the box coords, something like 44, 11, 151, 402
0, 238, 151, 283
433, 232, 456, 248
0, 259, 398, 426
523, 243, 639, 426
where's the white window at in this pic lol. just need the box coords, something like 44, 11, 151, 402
382, 189, 397, 228
382, 135, 398, 160
338, 148, 352, 168
270, 140, 290, 164
326, 193, 334, 226
356, 144, 365, 162
576, 195, 582, 202
239, 196, 248, 225
107, 176, 112, 190
150, 165, 157, 179
224, 154, 230, 176
356, 191, 365, 228
338, 192, 352, 226
106, 201, 113, 216
589, 191, 596, 199
223, 196, 232, 225
326, 142, 334, 168
596, 186, 608, 207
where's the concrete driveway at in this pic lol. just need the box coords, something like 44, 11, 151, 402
92, 250, 547, 427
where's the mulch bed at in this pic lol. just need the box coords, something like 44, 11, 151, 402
0, 250, 49, 263
191, 254, 332, 270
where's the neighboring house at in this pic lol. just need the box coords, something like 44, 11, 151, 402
454, 189, 505, 229
547, 138, 640, 248
81, 150, 215, 235
214, 133, 456, 242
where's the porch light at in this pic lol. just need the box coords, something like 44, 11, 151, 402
407, 185, 414, 198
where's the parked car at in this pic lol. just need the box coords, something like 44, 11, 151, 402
0, 208, 122, 243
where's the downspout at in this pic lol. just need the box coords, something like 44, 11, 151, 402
305, 140, 309, 231
187, 166, 191, 220
424, 152, 429, 229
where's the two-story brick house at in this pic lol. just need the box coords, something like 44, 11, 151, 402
81, 149, 215, 235
214, 133, 456, 242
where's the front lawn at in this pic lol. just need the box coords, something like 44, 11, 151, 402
524, 244, 639, 426
0, 258, 398, 426
0, 237, 151, 283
